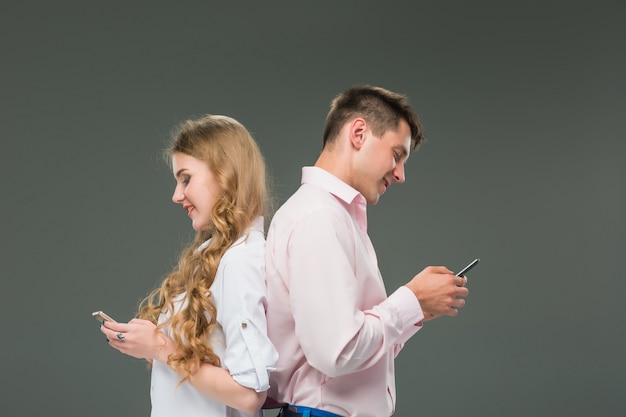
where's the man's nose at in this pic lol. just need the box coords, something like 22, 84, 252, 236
393, 164, 405, 183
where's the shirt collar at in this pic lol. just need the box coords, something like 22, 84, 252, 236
198, 215, 264, 251
301, 166, 368, 232
249, 215, 265, 233
301, 166, 364, 205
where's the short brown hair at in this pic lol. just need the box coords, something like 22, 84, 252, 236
322, 85, 424, 150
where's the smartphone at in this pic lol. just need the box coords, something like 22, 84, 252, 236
92, 310, 117, 323
456, 258, 480, 277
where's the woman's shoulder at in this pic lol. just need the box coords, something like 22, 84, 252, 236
221, 229, 265, 264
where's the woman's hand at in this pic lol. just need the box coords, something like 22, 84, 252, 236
101, 319, 175, 363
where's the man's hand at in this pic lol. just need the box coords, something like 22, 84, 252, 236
404, 266, 469, 319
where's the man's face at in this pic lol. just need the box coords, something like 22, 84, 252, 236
353, 119, 411, 205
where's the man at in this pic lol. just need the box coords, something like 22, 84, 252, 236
265, 85, 469, 417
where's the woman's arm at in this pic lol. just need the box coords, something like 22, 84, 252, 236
102, 319, 266, 414
187, 358, 267, 414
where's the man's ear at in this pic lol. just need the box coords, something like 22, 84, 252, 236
349, 118, 367, 150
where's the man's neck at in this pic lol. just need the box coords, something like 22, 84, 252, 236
315, 149, 354, 189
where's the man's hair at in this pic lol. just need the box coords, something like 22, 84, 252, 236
322, 85, 424, 150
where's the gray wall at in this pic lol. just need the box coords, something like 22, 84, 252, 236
1, 1, 624, 416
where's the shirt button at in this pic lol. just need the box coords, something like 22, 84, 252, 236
241, 322, 247, 328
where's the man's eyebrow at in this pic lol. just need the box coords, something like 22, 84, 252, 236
395, 145, 409, 158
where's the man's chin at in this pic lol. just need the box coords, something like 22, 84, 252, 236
366, 195, 381, 206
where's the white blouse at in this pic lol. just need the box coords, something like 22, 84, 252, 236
150, 217, 278, 417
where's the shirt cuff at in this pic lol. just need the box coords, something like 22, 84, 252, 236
232, 369, 272, 393
388, 286, 424, 330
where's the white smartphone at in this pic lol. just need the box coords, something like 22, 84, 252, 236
456, 258, 480, 277
92, 310, 117, 323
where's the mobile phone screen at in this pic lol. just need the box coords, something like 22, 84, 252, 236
456, 258, 480, 277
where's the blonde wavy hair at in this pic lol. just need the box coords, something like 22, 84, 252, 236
138, 115, 269, 383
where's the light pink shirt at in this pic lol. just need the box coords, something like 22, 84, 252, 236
265, 167, 424, 417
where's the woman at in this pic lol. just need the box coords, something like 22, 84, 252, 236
101, 115, 278, 416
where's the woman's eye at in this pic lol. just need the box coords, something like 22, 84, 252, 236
182, 176, 190, 185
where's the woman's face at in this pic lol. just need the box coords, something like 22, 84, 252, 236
171, 152, 222, 232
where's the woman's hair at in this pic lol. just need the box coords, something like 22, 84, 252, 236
137, 114, 269, 383
322, 84, 425, 150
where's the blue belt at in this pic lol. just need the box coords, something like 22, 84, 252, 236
279, 404, 343, 417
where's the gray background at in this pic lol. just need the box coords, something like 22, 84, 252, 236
1, 1, 624, 416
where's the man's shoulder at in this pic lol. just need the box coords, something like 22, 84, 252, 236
277, 183, 341, 216
269, 184, 349, 233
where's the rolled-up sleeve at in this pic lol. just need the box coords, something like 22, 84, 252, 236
214, 238, 278, 392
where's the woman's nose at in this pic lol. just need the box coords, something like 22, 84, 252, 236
172, 185, 184, 203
